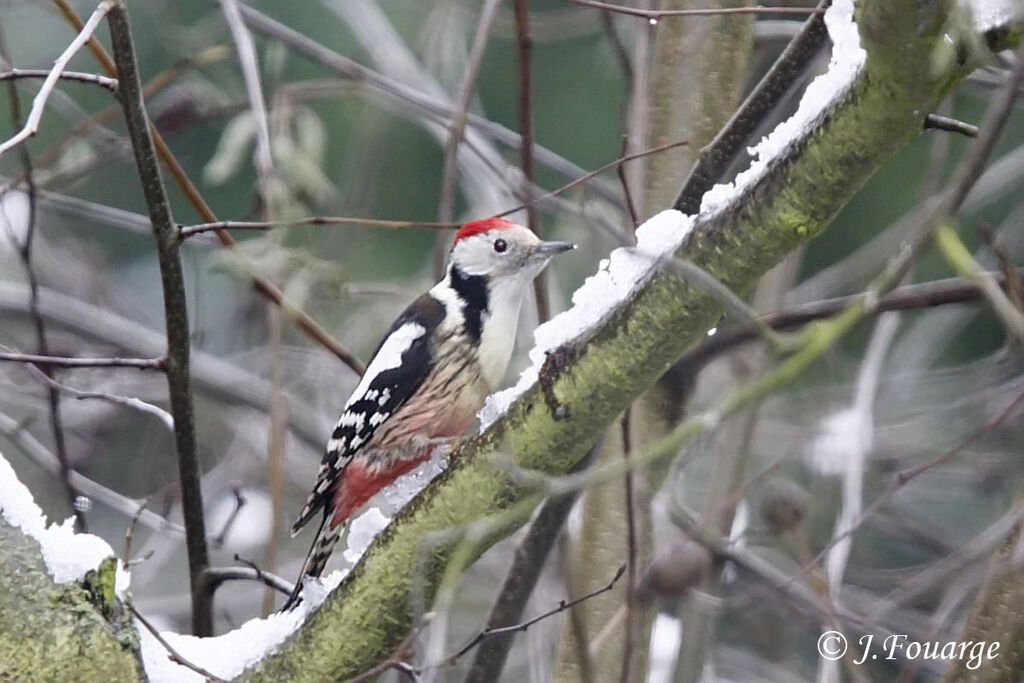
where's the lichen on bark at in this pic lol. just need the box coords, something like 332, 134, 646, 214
0, 519, 143, 682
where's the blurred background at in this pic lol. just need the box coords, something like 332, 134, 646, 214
0, 0, 1022, 681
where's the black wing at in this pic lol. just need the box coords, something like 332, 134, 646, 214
291, 292, 445, 534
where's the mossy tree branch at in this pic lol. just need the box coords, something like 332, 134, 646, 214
243, 2, 1022, 680
0, 517, 142, 681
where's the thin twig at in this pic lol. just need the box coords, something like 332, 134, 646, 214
434, 0, 505, 279
567, 0, 824, 19
463, 444, 599, 682
0, 350, 166, 370
0, 68, 117, 91
129, 600, 228, 682
177, 139, 689, 239
202, 566, 293, 597
0, 22, 85, 531
123, 499, 151, 569
345, 629, 422, 683
107, 1, 211, 636
0, 1, 113, 158
616, 135, 639, 230
179, 216, 457, 238
198, 554, 295, 598
12, 356, 175, 430
210, 487, 246, 548
443, 564, 626, 666
599, 10, 632, 88
263, 305, 287, 615
495, 138, 688, 218
619, 410, 637, 683
512, 0, 549, 323
923, 113, 979, 138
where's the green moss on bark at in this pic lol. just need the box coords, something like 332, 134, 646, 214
0, 520, 143, 682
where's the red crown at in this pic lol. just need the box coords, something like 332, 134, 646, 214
454, 217, 519, 244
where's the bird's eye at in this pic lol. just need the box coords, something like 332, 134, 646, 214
493, 238, 508, 253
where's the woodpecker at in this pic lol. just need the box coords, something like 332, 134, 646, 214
284, 217, 573, 608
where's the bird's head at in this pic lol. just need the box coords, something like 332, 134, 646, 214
448, 217, 574, 285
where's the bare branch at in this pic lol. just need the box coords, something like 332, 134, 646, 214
434, 0, 504, 278
0, 68, 117, 91
924, 113, 979, 137
0, 350, 165, 370
129, 600, 228, 682
567, 0, 824, 19
440, 565, 626, 668
0, 1, 113, 158
13, 358, 174, 431
199, 554, 295, 598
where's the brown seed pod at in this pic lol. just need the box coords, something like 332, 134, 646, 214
636, 539, 713, 601
759, 479, 809, 533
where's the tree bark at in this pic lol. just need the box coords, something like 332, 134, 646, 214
0, 517, 143, 681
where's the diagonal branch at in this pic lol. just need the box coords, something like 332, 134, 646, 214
673, 0, 830, 214
238, 1, 1024, 680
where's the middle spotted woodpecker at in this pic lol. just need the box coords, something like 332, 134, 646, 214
284, 217, 573, 608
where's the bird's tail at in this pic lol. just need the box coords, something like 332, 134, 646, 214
282, 512, 342, 611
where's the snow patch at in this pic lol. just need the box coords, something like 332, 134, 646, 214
139, 571, 346, 683
968, 0, 1020, 32
699, 0, 866, 216
139, 453, 449, 681
343, 507, 390, 563
805, 407, 873, 477
479, 210, 694, 428
479, 0, 868, 430
0, 451, 130, 594
0, 189, 30, 250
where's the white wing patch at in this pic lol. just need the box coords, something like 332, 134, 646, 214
345, 322, 426, 406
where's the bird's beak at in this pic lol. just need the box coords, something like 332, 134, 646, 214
534, 241, 576, 258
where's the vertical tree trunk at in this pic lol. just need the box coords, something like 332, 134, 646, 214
554, 4, 753, 681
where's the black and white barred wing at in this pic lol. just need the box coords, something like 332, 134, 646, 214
290, 294, 444, 534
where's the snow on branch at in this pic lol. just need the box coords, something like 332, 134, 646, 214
480, 0, 865, 428
0, 446, 448, 681
139, 452, 446, 682
0, 450, 130, 592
